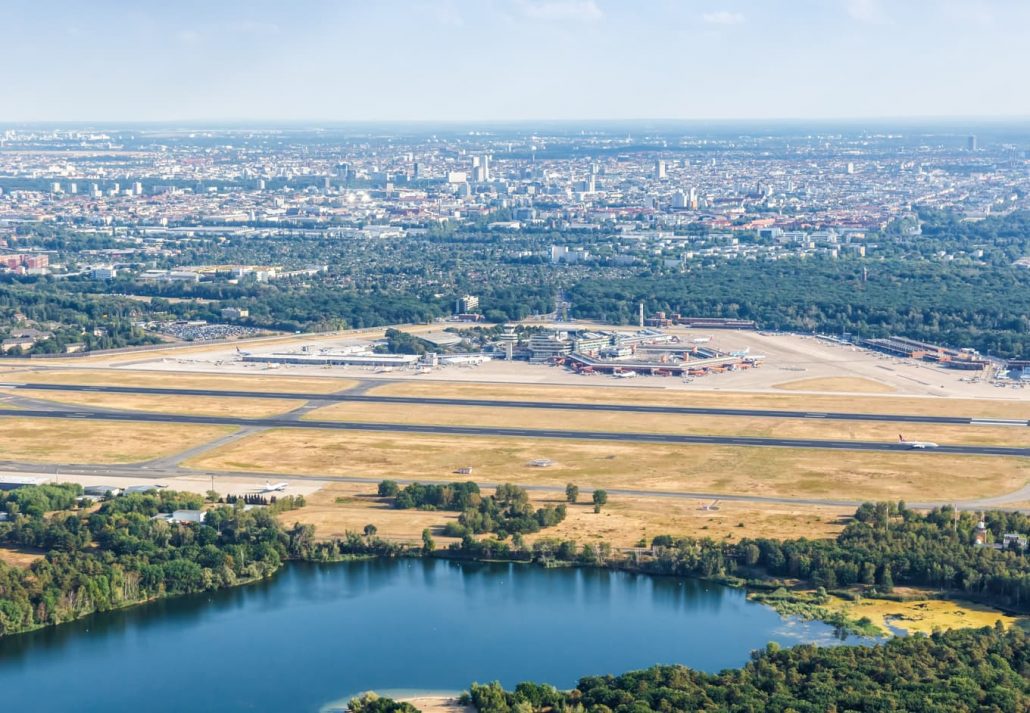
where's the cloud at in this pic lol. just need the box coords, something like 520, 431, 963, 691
515, 1, 604, 22
845, 0, 888, 24
702, 10, 745, 25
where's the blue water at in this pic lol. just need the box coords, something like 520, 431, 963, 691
0, 559, 862, 712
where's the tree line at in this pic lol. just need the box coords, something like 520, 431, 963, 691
462, 625, 1029, 712
380, 480, 567, 540
0, 486, 302, 636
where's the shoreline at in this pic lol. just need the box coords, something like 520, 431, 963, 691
396, 694, 472, 713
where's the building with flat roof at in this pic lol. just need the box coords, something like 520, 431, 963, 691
527, 333, 572, 363
0, 475, 50, 491
243, 353, 420, 368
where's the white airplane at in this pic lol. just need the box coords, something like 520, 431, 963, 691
899, 434, 938, 449
692, 337, 712, 344
258, 481, 288, 493
613, 370, 637, 379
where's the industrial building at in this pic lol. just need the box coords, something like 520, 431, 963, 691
0, 475, 50, 491
243, 353, 421, 368
860, 336, 987, 369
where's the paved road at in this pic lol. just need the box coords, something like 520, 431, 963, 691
6, 381, 1029, 427
1, 406, 1027, 457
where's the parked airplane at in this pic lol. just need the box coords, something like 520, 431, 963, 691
258, 481, 288, 492
691, 337, 712, 344
613, 370, 637, 379
899, 434, 938, 449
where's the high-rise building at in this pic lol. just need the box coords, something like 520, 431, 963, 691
654, 159, 666, 180
967, 135, 978, 151
471, 154, 491, 182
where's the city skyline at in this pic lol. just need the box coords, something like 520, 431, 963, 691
4, 0, 1030, 123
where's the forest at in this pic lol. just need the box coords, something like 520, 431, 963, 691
8, 209, 1030, 357
637, 503, 1030, 612
4, 486, 1028, 640
0, 486, 308, 636
383, 481, 568, 539
462, 625, 1029, 713
567, 258, 1030, 358
0, 281, 162, 355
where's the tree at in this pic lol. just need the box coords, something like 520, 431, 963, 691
592, 489, 608, 513
363, 523, 378, 539
565, 483, 579, 503
377, 480, 399, 497
421, 528, 435, 553
879, 563, 894, 592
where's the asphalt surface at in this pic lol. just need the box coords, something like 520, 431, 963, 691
1, 406, 1027, 457
6, 381, 1029, 427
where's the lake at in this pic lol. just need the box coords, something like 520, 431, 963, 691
0, 558, 867, 712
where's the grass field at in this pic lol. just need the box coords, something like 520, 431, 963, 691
305, 401, 1030, 447
369, 380, 1030, 419
772, 376, 896, 393
188, 429, 1029, 502
822, 592, 1022, 636
291, 482, 463, 541
0, 418, 235, 464
525, 497, 851, 547
286, 482, 852, 547
1, 368, 354, 393
18, 390, 307, 418
0, 545, 44, 569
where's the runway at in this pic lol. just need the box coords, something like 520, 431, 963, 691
6, 381, 1029, 427
1, 406, 1027, 457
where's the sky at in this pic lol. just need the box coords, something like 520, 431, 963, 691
1, 0, 1028, 123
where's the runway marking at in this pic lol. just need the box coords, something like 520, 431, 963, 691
971, 419, 1029, 427
7, 382, 1002, 427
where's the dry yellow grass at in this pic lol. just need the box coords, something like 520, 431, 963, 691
0, 418, 235, 464
0, 546, 44, 569
3, 368, 353, 393
822, 593, 1022, 636
398, 698, 472, 713
370, 380, 1029, 419
305, 401, 1030, 447
526, 497, 850, 548
288, 482, 851, 547
188, 429, 1029, 502
290, 482, 463, 542
17, 390, 306, 418
773, 376, 896, 393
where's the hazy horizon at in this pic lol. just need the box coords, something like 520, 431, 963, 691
4, 0, 1030, 124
